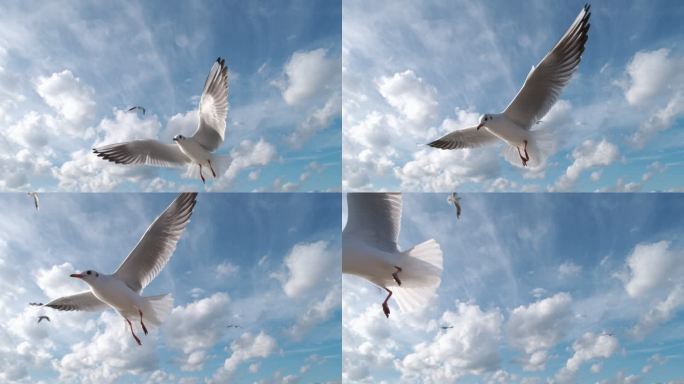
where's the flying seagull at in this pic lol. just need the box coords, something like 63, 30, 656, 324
226, 324, 241, 328
428, 4, 591, 167
29, 302, 43, 306
127, 106, 146, 116
42, 193, 197, 345
343, 193, 443, 318
93, 58, 231, 183
440, 325, 454, 330
37, 316, 50, 323
27, 192, 39, 211
447, 192, 461, 219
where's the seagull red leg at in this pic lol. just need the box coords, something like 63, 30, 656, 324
199, 164, 206, 184
125, 317, 142, 346
523, 140, 530, 163
139, 309, 148, 335
382, 287, 393, 318
208, 160, 217, 178
517, 146, 528, 167
392, 266, 402, 286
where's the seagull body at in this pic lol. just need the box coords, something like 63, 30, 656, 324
127, 106, 146, 116
27, 192, 39, 211
343, 193, 443, 318
94, 58, 231, 183
43, 193, 197, 345
447, 192, 461, 219
428, 4, 591, 167
37, 316, 50, 323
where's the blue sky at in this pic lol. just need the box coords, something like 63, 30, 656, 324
0, 0, 341, 192
342, 0, 684, 192
0, 192, 341, 383
343, 193, 684, 383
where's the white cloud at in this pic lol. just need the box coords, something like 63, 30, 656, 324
278, 241, 337, 298
34, 262, 84, 300
376, 70, 438, 124
553, 332, 619, 383
210, 139, 277, 190
209, 331, 277, 383
624, 241, 681, 298
34, 70, 96, 125
507, 293, 573, 371
216, 261, 239, 278
552, 139, 619, 191
286, 92, 341, 148
558, 261, 582, 278
278, 48, 340, 106
287, 287, 340, 340
396, 302, 502, 383
164, 292, 233, 371
621, 49, 684, 147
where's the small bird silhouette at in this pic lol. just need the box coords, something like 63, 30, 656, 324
27, 192, 39, 211
127, 106, 146, 116
440, 325, 454, 330
226, 324, 241, 328
447, 193, 461, 219
28, 302, 43, 306
37, 316, 50, 323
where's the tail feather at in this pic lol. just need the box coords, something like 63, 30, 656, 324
141, 294, 173, 327
183, 155, 232, 181
502, 128, 555, 169
392, 239, 443, 313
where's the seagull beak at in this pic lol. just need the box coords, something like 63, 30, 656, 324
172, 137, 177, 142
70, 273, 83, 279
476, 123, 484, 130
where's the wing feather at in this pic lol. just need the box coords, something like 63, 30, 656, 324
503, 4, 591, 128
44, 291, 107, 312
428, 126, 498, 150
192, 57, 229, 152
113, 193, 197, 292
93, 140, 190, 168
343, 193, 402, 253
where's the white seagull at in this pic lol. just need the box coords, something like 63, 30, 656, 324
447, 192, 461, 219
93, 58, 231, 183
428, 4, 591, 167
27, 192, 39, 211
42, 192, 197, 345
343, 193, 443, 318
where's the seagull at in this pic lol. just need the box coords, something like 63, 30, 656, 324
28, 302, 43, 306
37, 316, 50, 323
428, 4, 591, 167
27, 192, 39, 211
93, 58, 231, 184
127, 106, 146, 116
343, 193, 443, 318
447, 192, 461, 219
226, 324, 241, 328
440, 325, 454, 330
42, 193, 197, 345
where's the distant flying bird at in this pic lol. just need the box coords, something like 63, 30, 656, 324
37, 316, 50, 323
447, 192, 461, 219
127, 106, 146, 116
27, 192, 39, 211
29, 302, 43, 306
343, 193, 443, 318
226, 324, 241, 328
440, 325, 454, 330
93, 58, 231, 184
43, 193, 197, 345
428, 4, 591, 167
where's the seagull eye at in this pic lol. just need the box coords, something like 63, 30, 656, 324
86, 271, 91, 275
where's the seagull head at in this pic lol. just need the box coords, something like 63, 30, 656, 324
70, 270, 100, 283
477, 114, 492, 130
172, 134, 185, 142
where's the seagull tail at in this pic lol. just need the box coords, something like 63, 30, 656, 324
141, 294, 174, 327
501, 128, 555, 169
183, 155, 232, 181
392, 239, 443, 314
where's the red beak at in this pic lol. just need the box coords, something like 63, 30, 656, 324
70, 273, 83, 278
476, 123, 484, 130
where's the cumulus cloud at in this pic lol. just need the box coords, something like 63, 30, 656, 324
34, 70, 96, 125
376, 70, 438, 124
553, 332, 619, 383
396, 302, 502, 383
552, 139, 619, 191
624, 241, 681, 298
507, 293, 573, 371
278, 48, 340, 106
286, 92, 341, 148
621, 49, 684, 147
277, 241, 337, 298
210, 139, 277, 190
164, 293, 233, 371
287, 287, 340, 340
209, 331, 277, 383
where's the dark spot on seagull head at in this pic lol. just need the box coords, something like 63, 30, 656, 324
173, 134, 185, 142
